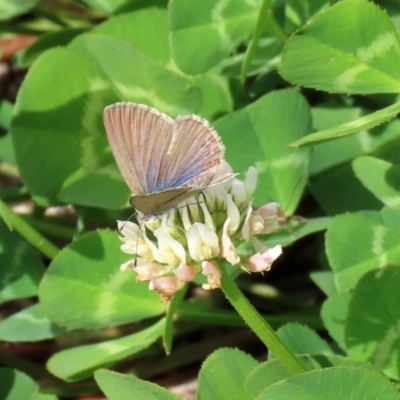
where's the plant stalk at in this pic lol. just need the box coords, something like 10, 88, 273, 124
219, 264, 307, 375
0, 198, 60, 259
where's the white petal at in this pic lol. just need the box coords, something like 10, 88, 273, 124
221, 218, 240, 265
186, 223, 219, 262
180, 203, 192, 232
118, 221, 153, 257
226, 194, 240, 234
120, 242, 137, 254
199, 200, 216, 231
143, 217, 160, 233
243, 166, 258, 200
141, 234, 164, 263
230, 179, 247, 207
241, 205, 253, 241
242, 245, 282, 273
118, 220, 140, 240
201, 261, 221, 289
153, 229, 186, 265
120, 259, 134, 271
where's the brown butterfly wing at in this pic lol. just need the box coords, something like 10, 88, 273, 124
161, 115, 226, 189
104, 102, 234, 214
129, 188, 193, 214
103, 103, 175, 196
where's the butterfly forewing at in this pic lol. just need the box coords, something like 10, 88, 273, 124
104, 103, 174, 195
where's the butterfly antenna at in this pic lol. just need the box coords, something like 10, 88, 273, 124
118, 210, 139, 232
134, 231, 140, 267
134, 212, 148, 267
118, 210, 143, 267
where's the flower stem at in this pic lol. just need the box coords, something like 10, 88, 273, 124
219, 264, 307, 375
240, 0, 288, 82
0, 198, 60, 260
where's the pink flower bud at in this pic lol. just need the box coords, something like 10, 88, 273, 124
201, 261, 221, 290
242, 245, 282, 273
174, 263, 199, 282
134, 262, 165, 281
149, 276, 184, 302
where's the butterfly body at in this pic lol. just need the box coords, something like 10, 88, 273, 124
103, 102, 232, 215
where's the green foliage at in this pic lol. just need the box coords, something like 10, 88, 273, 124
0, 304, 67, 342
346, 266, 400, 380
246, 355, 380, 397
0, 0, 38, 21
94, 369, 182, 400
280, 0, 400, 94
197, 348, 259, 400
169, 0, 261, 74
2, 0, 400, 398
326, 213, 400, 290
0, 368, 57, 400
214, 88, 311, 214
39, 230, 164, 330
256, 367, 400, 399
47, 319, 165, 381
0, 219, 44, 301
274, 323, 333, 357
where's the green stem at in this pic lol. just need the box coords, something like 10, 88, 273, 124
219, 264, 307, 375
267, 8, 289, 43
0, 198, 60, 259
164, 283, 188, 354
241, 0, 288, 82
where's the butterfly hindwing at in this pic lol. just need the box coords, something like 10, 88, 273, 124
162, 115, 225, 189
129, 188, 193, 214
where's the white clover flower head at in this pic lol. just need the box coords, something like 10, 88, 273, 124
118, 166, 282, 301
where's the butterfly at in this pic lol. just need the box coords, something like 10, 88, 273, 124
103, 102, 233, 215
